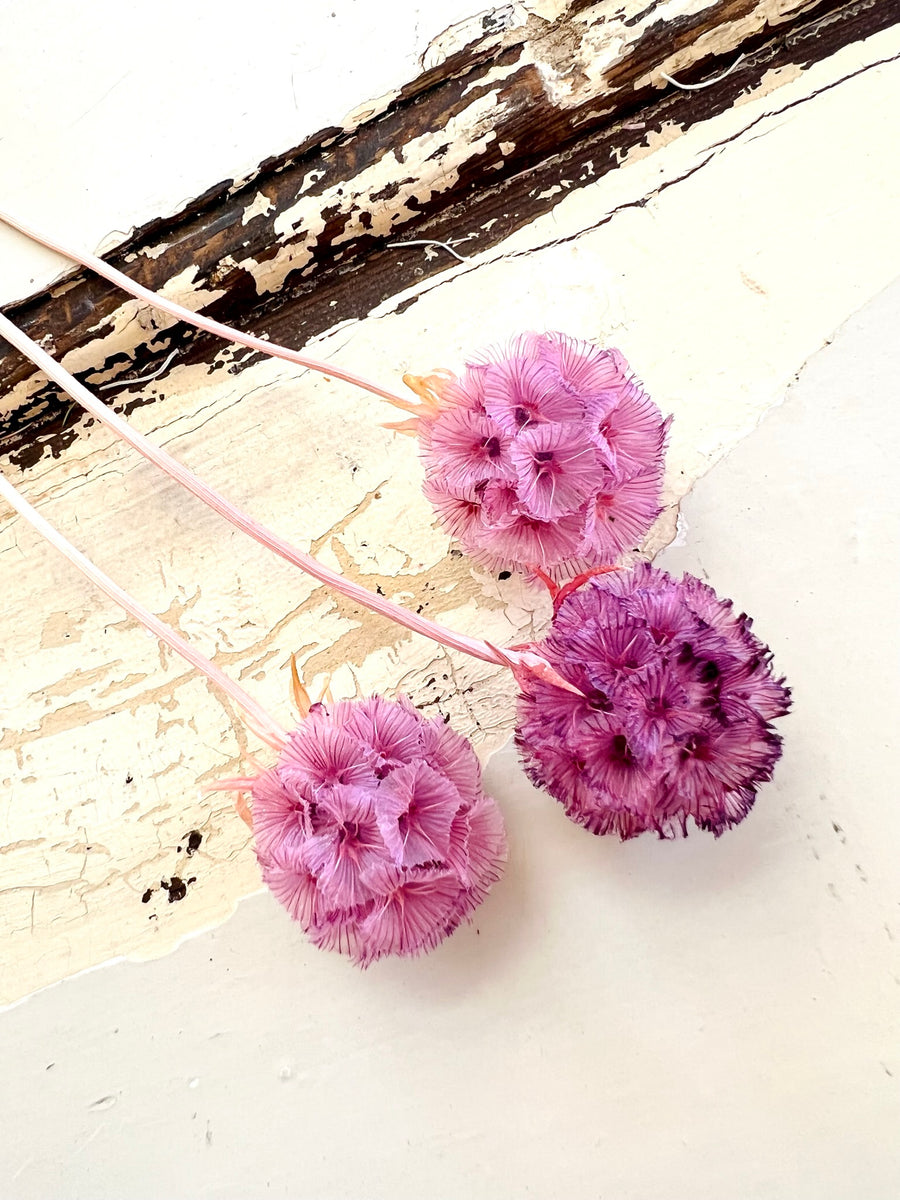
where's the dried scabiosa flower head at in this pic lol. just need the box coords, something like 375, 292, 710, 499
0, 467, 507, 970
404, 333, 670, 577
515, 563, 791, 839
246, 694, 507, 966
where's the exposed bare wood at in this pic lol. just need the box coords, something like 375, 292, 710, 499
1, 0, 895, 468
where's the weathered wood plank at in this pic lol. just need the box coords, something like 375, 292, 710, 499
1, 0, 894, 464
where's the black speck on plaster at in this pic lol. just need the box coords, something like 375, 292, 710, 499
163, 876, 188, 903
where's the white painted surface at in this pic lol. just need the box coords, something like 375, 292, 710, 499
2, 279, 898, 1198
0, 0, 494, 303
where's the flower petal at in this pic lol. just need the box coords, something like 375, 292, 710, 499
375, 761, 461, 867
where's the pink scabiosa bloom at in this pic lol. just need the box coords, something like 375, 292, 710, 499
247, 693, 507, 966
405, 333, 670, 576
0, 471, 506, 969
515, 563, 791, 839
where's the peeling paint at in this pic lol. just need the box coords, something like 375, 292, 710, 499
244, 94, 505, 298
342, 88, 402, 130
2, 0, 892, 425
614, 119, 686, 165
240, 192, 275, 226
139, 242, 172, 262
734, 60, 805, 104
422, 4, 527, 71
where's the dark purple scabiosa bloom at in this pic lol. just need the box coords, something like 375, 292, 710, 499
515, 563, 791, 839
403, 333, 670, 577
247, 694, 507, 966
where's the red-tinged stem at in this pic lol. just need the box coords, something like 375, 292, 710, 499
0, 208, 423, 416
551, 565, 621, 612
529, 566, 560, 598
0, 314, 578, 694
0, 470, 287, 751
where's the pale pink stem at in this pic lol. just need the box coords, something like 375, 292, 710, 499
0, 208, 423, 415
0, 470, 287, 751
0, 313, 578, 691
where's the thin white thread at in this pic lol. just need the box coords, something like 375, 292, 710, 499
386, 238, 471, 263
661, 53, 745, 91
98, 348, 179, 390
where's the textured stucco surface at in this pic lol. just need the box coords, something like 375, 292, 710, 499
1, 275, 897, 1200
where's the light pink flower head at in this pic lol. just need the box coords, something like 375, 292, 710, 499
515, 563, 791, 839
249, 695, 507, 965
408, 333, 670, 577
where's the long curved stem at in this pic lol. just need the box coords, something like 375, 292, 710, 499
0, 208, 422, 415
0, 471, 287, 750
0, 313, 571, 690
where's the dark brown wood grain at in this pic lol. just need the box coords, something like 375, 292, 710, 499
1, 0, 896, 470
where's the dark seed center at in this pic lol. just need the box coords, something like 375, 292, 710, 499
611, 734, 635, 766
680, 733, 711, 762
338, 820, 361, 845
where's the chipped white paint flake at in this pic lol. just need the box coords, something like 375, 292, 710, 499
613, 120, 686, 167
422, 4, 527, 71
240, 191, 275, 226
342, 89, 402, 131
139, 241, 172, 262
